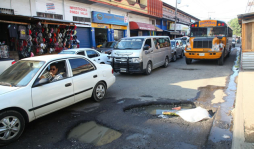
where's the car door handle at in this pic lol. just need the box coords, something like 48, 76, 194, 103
93, 75, 97, 78
98, 59, 100, 60
65, 83, 72, 87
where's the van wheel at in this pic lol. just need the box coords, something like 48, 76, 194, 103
145, 62, 152, 75
163, 57, 169, 68
185, 57, 192, 64
0, 110, 25, 146
180, 51, 184, 58
92, 82, 107, 102
218, 51, 224, 66
171, 53, 177, 62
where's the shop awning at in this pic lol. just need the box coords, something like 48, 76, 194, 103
130, 21, 156, 31
155, 26, 163, 32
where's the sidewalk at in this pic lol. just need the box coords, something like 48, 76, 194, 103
232, 71, 254, 149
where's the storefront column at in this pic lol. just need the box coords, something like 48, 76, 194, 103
111, 29, 114, 41
124, 30, 127, 37
90, 27, 96, 48
107, 28, 111, 42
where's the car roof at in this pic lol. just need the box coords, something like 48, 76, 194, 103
21, 54, 85, 62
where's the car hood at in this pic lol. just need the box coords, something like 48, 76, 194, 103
0, 85, 21, 95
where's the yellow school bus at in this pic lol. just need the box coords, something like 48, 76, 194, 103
185, 20, 233, 65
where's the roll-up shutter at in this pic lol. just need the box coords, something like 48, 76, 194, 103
76, 27, 91, 48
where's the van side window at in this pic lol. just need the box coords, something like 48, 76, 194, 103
158, 38, 165, 48
165, 38, 170, 47
144, 39, 151, 48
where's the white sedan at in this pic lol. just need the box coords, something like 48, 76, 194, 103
0, 54, 115, 145
59, 48, 111, 64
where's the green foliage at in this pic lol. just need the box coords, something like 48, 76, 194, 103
228, 18, 241, 36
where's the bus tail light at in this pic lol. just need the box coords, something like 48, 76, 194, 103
222, 23, 225, 26
191, 24, 194, 27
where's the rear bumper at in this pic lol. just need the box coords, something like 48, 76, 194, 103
106, 75, 115, 89
185, 52, 222, 59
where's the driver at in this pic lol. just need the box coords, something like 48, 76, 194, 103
41, 63, 63, 82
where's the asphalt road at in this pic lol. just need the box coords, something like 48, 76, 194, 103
3, 48, 238, 149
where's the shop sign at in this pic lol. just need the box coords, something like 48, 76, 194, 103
36, 0, 63, 14
91, 23, 110, 29
111, 25, 127, 30
92, 11, 128, 26
67, 6, 90, 18
169, 23, 182, 30
199, 20, 217, 27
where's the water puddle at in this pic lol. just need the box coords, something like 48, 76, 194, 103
68, 121, 122, 146
208, 48, 240, 143
125, 102, 196, 116
145, 104, 194, 115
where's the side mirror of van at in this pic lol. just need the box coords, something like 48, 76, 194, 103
143, 46, 150, 50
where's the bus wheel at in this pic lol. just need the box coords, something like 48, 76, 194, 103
185, 57, 192, 64
218, 52, 224, 66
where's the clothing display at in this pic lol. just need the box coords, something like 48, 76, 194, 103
8, 24, 18, 38
18, 25, 27, 40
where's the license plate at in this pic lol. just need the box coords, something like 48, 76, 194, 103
120, 68, 127, 72
199, 53, 205, 56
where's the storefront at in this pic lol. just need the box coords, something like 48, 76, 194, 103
129, 21, 156, 37
91, 11, 128, 47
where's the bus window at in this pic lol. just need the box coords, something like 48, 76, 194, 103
191, 27, 226, 37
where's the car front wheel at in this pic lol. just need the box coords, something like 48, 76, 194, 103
0, 110, 25, 146
92, 82, 107, 102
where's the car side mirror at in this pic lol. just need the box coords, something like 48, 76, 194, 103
143, 46, 149, 50
33, 78, 50, 87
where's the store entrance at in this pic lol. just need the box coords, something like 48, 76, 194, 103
95, 28, 107, 47
114, 30, 124, 41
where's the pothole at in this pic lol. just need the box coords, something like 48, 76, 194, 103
68, 121, 122, 146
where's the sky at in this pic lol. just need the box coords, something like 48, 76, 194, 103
162, 0, 250, 23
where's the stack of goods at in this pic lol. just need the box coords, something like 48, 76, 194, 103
0, 45, 9, 58
30, 22, 80, 55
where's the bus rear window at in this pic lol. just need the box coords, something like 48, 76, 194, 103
191, 27, 226, 37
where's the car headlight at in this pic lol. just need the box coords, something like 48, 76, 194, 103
212, 44, 220, 51
132, 58, 142, 63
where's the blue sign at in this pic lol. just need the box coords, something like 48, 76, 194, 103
92, 11, 127, 26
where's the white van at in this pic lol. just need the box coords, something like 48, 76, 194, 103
111, 36, 172, 75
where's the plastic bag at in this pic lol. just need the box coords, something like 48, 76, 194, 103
176, 107, 210, 122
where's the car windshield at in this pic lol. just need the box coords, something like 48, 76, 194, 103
0, 60, 45, 87
190, 27, 226, 37
59, 51, 76, 54
170, 41, 176, 47
101, 42, 116, 48
114, 38, 144, 50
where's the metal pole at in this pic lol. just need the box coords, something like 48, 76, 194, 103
174, 0, 177, 38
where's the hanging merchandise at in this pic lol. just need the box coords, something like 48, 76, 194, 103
0, 45, 9, 58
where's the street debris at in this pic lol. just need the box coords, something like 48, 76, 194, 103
222, 135, 230, 139
176, 107, 210, 123
158, 115, 169, 119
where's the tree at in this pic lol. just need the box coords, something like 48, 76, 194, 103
228, 18, 241, 36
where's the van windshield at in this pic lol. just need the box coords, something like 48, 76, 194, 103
114, 38, 144, 50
